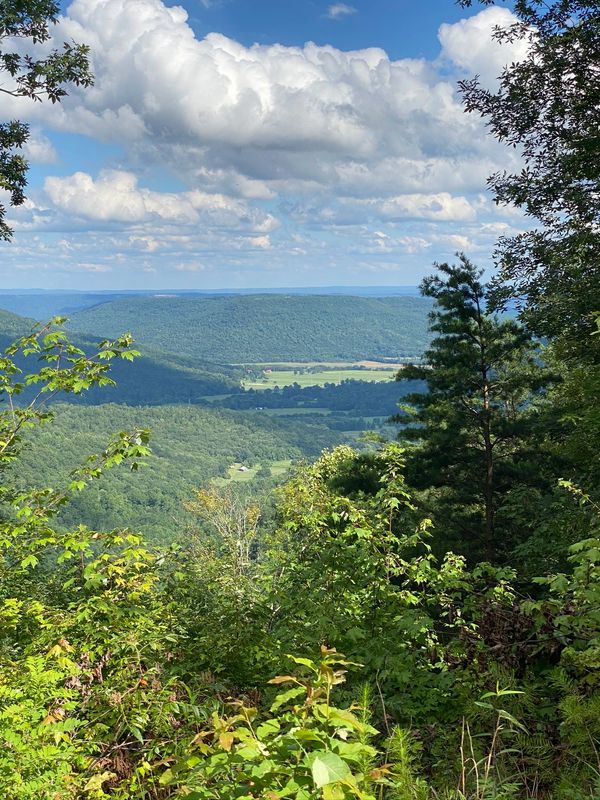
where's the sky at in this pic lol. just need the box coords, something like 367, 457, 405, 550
0, 0, 526, 290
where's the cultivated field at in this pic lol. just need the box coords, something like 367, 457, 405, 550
242, 364, 398, 390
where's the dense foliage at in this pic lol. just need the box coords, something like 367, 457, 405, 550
68, 294, 432, 363
1, 337, 598, 798
459, 0, 600, 357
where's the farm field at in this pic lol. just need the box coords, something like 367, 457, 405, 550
212, 459, 293, 486
243, 367, 398, 390
250, 407, 332, 416
237, 360, 408, 369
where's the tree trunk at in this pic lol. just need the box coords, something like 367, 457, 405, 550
476, 293, 495, 562
482, 406, 495, 562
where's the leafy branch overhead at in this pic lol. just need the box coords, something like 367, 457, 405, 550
0, 317, 142, 471
458, 0, 600, 354
0, 1, 93, 240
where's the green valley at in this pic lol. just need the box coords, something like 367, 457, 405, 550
0, 304, 423, 541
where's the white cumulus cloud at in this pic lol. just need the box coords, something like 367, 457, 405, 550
0, 0, 530, 285
326, 4, 357, 20
438, 7, 529, 87
43, 169, 278, 231
372, 192, 477, 222
247, 235, 272, 249
22, 130, 57, 164
1, 0, 514, 204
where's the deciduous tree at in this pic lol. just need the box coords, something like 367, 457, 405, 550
0, 1, 93, 240
457, 0, 600, 357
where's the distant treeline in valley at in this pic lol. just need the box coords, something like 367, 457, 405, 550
215, 376, 425, 416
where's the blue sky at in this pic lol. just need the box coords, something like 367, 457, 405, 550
186, 1, 477, 60
1, 0, 524, 290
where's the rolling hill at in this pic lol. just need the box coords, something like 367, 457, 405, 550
0, 292, 131, 320
69, 294, 432, 363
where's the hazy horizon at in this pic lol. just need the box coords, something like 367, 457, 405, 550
0, 285, 420, 295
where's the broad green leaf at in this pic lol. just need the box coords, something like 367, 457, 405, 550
310, 751, 352, 788
219, 732, 234, 751
333, 741, 378, 763
270, 685, 305, 711
257, 719, 281, 738
287, 655, 317, 671
159, 769, 174, 786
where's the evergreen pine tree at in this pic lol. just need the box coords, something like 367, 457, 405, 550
395, 254, 552, 563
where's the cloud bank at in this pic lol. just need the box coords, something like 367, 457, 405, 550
0, 1, 529, 287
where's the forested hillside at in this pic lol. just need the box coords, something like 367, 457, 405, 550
14, 403, 342, 541
0, 308, 34, 339
0, 311, 241, 403
79, 347, 241, 404
69, 294, 432, 362
0, 287, 422, 322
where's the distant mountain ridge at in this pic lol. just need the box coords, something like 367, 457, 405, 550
0, 287, 421, 324
69, 294, 432, 363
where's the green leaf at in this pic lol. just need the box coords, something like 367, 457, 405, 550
322, 785, 346, 800
288, 655, 317, 671
270, 685, 305, 711
159, 768, 174, 786
256, 719, 281, 739
497, 709, 528, 733
84, 771, 117, 792
310, 752, 352, 788
129, 725, 144, 743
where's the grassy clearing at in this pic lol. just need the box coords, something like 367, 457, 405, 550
270, 459, 293, 477
198, 393, 234, 402
242, 367, 397, 390
212, 463, 258, 485
212, 460, 293, 486
249, 407, 332, 416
